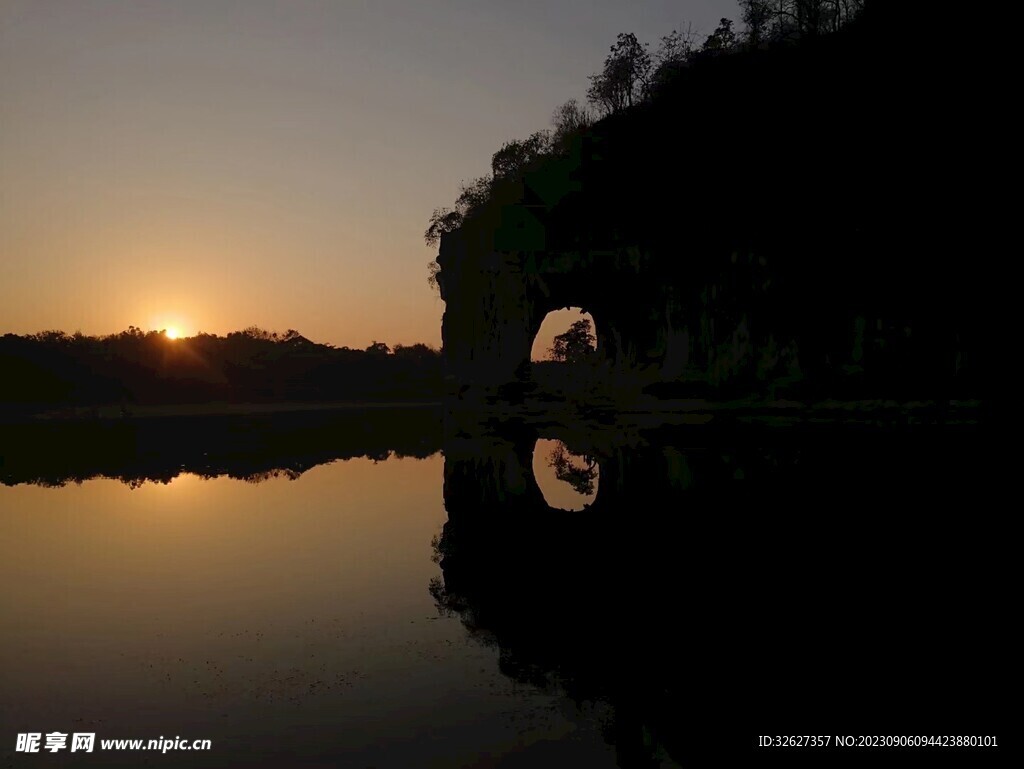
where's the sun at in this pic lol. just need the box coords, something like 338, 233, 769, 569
152, 316, 191, 340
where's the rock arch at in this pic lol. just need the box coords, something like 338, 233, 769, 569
436, 234, 691, 391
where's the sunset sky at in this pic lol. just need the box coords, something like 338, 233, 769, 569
1, 0, 737, 349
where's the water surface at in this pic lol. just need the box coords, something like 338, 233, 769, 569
0, 411, 1006, 766
1, 449, 620, 767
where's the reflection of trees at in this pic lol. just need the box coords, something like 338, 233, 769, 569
240, 468, 303, 484
548, 442, 598, 496
0, 408, 442, 488
436, 429, 694, 766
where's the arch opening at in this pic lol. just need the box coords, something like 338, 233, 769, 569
530, 307, 597, 363
529, 307, 601, 395
531, 438, 599, 512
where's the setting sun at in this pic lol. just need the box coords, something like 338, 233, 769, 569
165, 327, 180, 340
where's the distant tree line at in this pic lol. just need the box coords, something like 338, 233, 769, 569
0, 327, 443, 412
424, 0, 867, 276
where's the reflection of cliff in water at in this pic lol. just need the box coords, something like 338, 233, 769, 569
0, 406, 442, 487
433, 419, 1004, 766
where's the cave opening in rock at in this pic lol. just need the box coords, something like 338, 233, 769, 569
529, 307, 598, 394
530, 307, 597, 363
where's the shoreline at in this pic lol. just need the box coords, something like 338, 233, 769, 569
0, 396, 983, 426
3, 400, 442, 424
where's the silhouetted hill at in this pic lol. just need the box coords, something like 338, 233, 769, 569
433, 2, 989, 405
0, 328, 442, 414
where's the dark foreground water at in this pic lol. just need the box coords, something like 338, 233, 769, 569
0, 408, 1007, 766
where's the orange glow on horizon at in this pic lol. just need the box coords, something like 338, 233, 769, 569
151, 315, 192, 340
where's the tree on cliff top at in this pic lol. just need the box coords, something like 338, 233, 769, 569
491, 131, 552, 181
586, 32, 651, 115
768, 1, 866, 39
700, 18, 737, 54
551, 99, 593, 149
424, 175, 496, 249
739, 0, 773, 45
647, 26, 700, 97
423, 1, 869, 282
424, 208, 463, 248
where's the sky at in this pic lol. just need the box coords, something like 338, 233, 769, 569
1, 0, 738, 350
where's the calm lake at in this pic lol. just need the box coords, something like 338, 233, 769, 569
0, 408, 1004, 766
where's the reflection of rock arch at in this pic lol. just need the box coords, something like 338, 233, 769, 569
443, 428, 610, 519
435, 422, 1001, 765
533, 438, 598, 511
441, 420, 702, 524
436, 421, 697, 766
